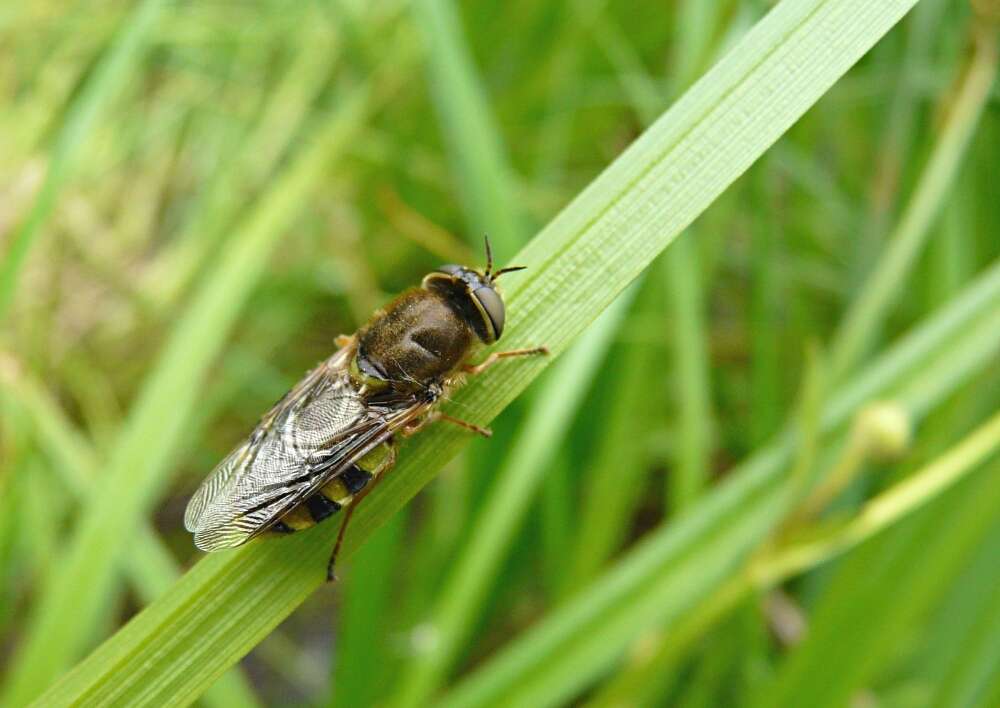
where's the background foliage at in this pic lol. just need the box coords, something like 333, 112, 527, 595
1, 0, 999, 706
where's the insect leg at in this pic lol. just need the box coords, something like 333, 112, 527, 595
435, 412, 492, 437
462, 346, 548, 375
401, 411, 492, 438
326, 443, 398, 582
327, 505, 358, 582
335, 334, 354, 348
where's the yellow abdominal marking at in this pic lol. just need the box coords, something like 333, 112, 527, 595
320, 479, 354, 507
273, 440, 397, 534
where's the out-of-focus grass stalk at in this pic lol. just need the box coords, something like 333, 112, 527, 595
0, 355, 260, 707
749, 164, 784, 446
0, 355, 188, 597
927, 544, 1000, 706
861, 0, 950, 256
829, 23, 998, 381
412, 0, 523, 256
438, 259, 1000, 708
8, 470, 38, 590
540, 454, 574, 595
770, 143, 857, 237
566, 280, 660, 589
664, 236, 714, 511
0, 404, 30, 631
328, 514, 406, 708
0, 0, 165, 320
19, 459, 62, 585
532, 0, 610, 186
0, 82, 377, 707
386, 292, 632, 708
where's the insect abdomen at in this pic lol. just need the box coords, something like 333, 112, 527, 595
270, 441, 395, 534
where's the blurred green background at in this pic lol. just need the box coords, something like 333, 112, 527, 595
2, 0, 999, 706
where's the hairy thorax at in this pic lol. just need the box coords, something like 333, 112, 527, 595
355, 288, 476, 388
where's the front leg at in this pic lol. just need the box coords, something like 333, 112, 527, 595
462, 346, 548, 375
401, 410, 493, 438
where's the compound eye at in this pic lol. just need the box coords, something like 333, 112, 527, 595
436, 264, 464, 276
473, 286, 505, 341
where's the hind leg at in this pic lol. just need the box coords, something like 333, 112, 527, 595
326, 442, 397, 581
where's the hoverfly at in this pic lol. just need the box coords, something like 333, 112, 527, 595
184, 238, 546, 579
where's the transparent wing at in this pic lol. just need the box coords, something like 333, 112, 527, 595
185, 346, 430, 551
182, 438, 252, 534
183, 348, 340, 534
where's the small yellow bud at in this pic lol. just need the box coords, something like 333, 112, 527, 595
856, 401, 912, 461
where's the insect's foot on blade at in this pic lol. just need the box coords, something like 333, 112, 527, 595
437, 412, 491, 437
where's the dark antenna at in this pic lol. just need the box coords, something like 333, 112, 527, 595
483, 234, 527, 282
483, 235, 494, 278
491, 265, 527, 281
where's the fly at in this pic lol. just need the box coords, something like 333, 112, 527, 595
184, 238, 546, 579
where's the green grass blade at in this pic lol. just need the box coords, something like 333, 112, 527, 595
0, 86, 374, 708
29, 0, 925, 703
413, 0, 524, 255
0, 0, 165, 319
386, 289, 632, 708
